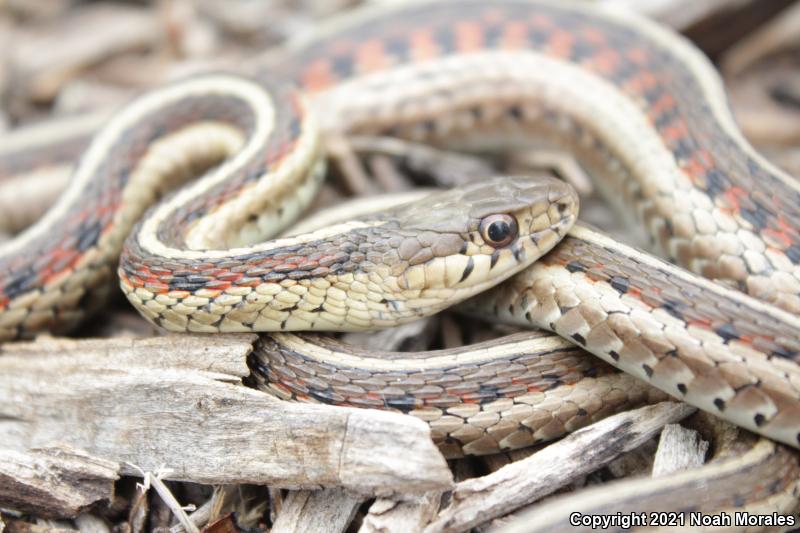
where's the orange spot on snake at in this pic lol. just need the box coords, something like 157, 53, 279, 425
146, 281, 169, 293
626, 47, 648, 64
592, 48, 620, 75
205, 280, 232, 291
581, 26, 606, 45
687, 317, 712, 328
662, 119, 689, 144
684, 159, 708, 183
301, 60, 334, 92
356, 39, 391, 73
777, 214, 797, 238
720, 186, 747, 212
763, 228, 792, 248
410, 28, 439, 61
218, 272, 244, 283
696, 148, 715, 169
650, 93, 676, 118
501, 21, 527, 49
548, 29, 575, 59
41, 248, 80, 285
455, 21, 484, 52
529, 13, 553, 29
626, 71, 659, 94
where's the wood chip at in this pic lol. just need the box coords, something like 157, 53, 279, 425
9, 4, 161, 102
0, 166, 70, 234
495, 438, 798, 533
2, 519, 77, 533
651, 424, 708, 477
271, 489, 361, 533
72, 514, 109, 533
0, 446, 118, 518
360, 492, 441, 533
0, 335, 452, 496
722, 1, 800, 75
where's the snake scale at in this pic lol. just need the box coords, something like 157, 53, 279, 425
1, 0, 800, 504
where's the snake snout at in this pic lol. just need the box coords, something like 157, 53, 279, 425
548, 181, 580, 236
517, 177, 579, 257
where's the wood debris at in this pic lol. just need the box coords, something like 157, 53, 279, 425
0, 446, 118, 518
8, 4, 161, 104
0, 336, 451, 495
424, 403, 696, 533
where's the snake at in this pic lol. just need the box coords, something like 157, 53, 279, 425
1, 0, 800, 468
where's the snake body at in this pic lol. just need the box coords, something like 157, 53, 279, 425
1, 0, 800, 461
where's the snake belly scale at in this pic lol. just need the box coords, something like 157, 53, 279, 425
0, 0, 800, 462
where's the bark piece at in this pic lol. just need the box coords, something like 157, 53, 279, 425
651, 424, 708, 477
360, 493, 441, 533
271, 489, 361, 533
496, 437, 798, 533
0, 446, 118, 519
10, 4, 161, 102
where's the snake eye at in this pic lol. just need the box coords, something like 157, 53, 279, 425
479, 214, 518, 248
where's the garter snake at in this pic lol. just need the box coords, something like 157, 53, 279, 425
1, 0, 799, 475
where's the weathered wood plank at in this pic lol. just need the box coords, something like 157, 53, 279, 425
0, 335, 452, 496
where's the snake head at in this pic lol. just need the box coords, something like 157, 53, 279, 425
120, 174, 576, 333
381, 175, 579, 311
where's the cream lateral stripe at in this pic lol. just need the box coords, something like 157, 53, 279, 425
144, 219, 386, 259
569, 224, 800, 327
0, 76, 267, 258
272, 332, 574, 370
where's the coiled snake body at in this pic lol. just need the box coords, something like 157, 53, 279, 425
1, 0, 800, 465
